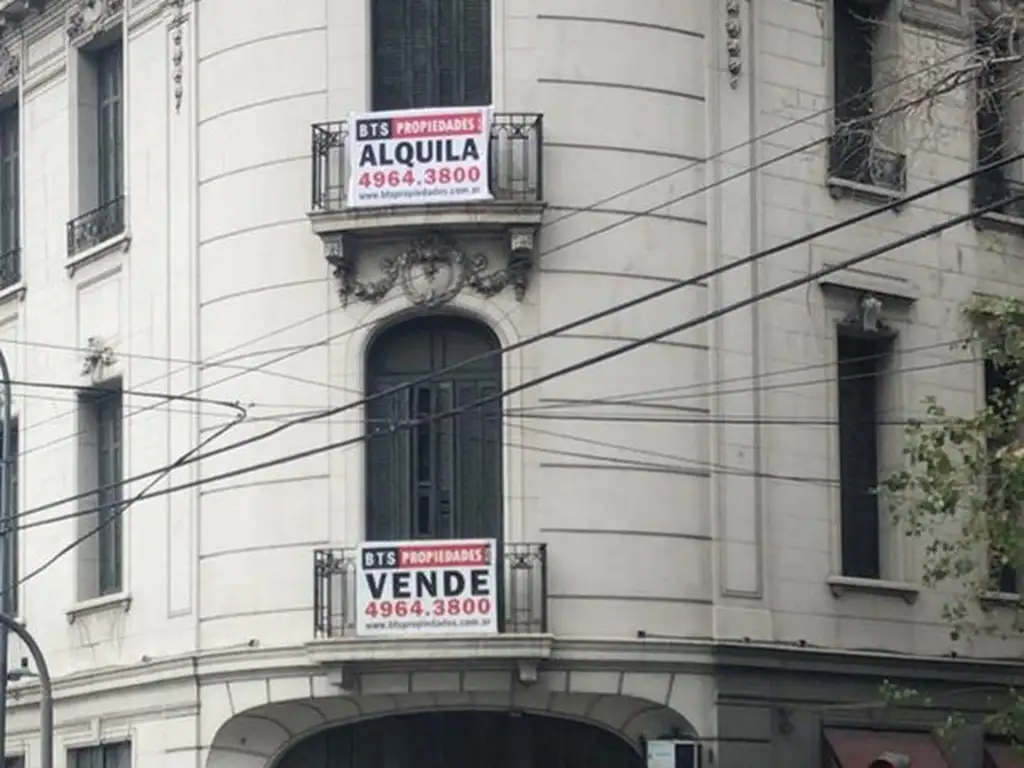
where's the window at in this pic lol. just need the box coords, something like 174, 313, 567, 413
0, 103, 17, 289
69, 743, 130, 768
68, 38, 125, 256
985, 358, 1021, 592
837, 326, 895, 579
365, 316, 501, 541
371, 0, 491, 111
76, 385, 123, 599
829, 0, 906, 192
973, 20, 1024, 220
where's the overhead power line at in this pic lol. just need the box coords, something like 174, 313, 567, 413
9, 159, 1018, 539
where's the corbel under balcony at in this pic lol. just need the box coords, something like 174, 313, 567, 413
324, 228, 537, 308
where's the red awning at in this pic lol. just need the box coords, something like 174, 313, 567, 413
823, 728, 950, 768
986, 743, 1024, 768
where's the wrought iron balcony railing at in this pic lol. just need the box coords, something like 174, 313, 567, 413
828, 128, 906, 192
973, 169, 1024, 220
67, 196, 126, 257
0, 246, 18, 290
313, 541, 547, 638
311, 113, 544, 211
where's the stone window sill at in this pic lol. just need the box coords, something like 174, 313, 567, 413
826, 176, 906, 209
974, 210, 1024, 236
980, 590, 1022, 608
66, 591, 132, 624
66, 231, 130, 276
0, 281, 25, 306
827, 574, 920, 604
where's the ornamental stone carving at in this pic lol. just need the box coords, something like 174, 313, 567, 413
66, 0, 123, 44
725, 0, 742, 88
324, 230, 535, 308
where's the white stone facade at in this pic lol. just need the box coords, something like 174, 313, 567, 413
0, 0, 1016, 767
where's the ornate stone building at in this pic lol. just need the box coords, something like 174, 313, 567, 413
0, 0, 1018, 767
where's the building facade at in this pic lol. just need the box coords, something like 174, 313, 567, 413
0, 0, 1016, 767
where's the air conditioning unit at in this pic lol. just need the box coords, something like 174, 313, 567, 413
646, 739, 702, 768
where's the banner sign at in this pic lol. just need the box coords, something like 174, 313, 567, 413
355, 538, 499, 636
345, 105, 493, 209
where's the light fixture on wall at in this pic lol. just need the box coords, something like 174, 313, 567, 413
869, 753, 911, 768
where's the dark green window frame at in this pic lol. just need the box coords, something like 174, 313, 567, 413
371, 0, 492, 111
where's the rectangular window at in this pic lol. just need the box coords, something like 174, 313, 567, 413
837, 329, 894, 579
95, 42, 123, 207
973, 24, 1024, 218
371, 0, 492, 111
69, 743, 130, 768
985, 358, 1021, 592
68, 37, 125, 257
77, 385, 123, 599
829, 0, 905, 191
0, 104, 17, 256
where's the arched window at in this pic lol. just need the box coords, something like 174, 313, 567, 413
277, 711, 645, 768
370, 0, 492, 111
365, 315, 502, 542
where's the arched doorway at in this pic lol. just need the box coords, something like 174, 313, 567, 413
364, 314, 503, 542
276, 711, 644, 768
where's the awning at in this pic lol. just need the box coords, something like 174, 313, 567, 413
986, 742, 1024, 768
823, 727, 950, 768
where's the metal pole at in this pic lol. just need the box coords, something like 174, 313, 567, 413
0, 349, 13, 764
0, 614, 51, 768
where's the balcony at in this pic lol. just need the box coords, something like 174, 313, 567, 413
309, 112, 545, 308
310, 113, 544, 233
67, 196, 127, 261
826, 128, 907, 205
314, 541, 547, 637
309, 541, 551, 684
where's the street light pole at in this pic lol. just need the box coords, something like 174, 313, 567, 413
0, 349, 13, 766
0, 614, 51, 768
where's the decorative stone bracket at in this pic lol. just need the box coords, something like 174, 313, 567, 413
66, 0, 123, 45
324, 229, 537, 309
81, 336, 115, 379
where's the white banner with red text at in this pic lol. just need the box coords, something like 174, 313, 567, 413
355, 538, 499, 636
344, 105, 493, 209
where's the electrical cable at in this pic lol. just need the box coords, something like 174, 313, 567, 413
24, 148, 1009, 512
1, 46, 979, 443
9, 163, 1016, 537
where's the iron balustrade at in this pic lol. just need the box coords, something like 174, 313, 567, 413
311, 113, 544, 211
0, 247, 18, 290
66, 196, 126, 258
313, 541, 547, 638
827, 128, 906, 192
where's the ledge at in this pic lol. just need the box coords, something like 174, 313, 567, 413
0, 281, 26, 307
974, 210, 1024, 236
827, 575, 920, 604
307, 633, 554, 687
66, 591, 132, 624
980, 590, 1023, 609
826, 176, 905, 209
309, 200, 546, 237
66, 231, 130, 277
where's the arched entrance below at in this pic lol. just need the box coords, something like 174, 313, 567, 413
276, 710, 644, 768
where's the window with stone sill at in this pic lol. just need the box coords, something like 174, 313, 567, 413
371, 0, 491, 111
68, 36, 125, 258
828, 0, 907, 195
836, 321, 898, 580
76, 383, 123, 600
0, 101, 18, 291
972, 18, 1024, 225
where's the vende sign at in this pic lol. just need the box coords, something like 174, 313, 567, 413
345, 105, 493, 209
355, 538, 499, 636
